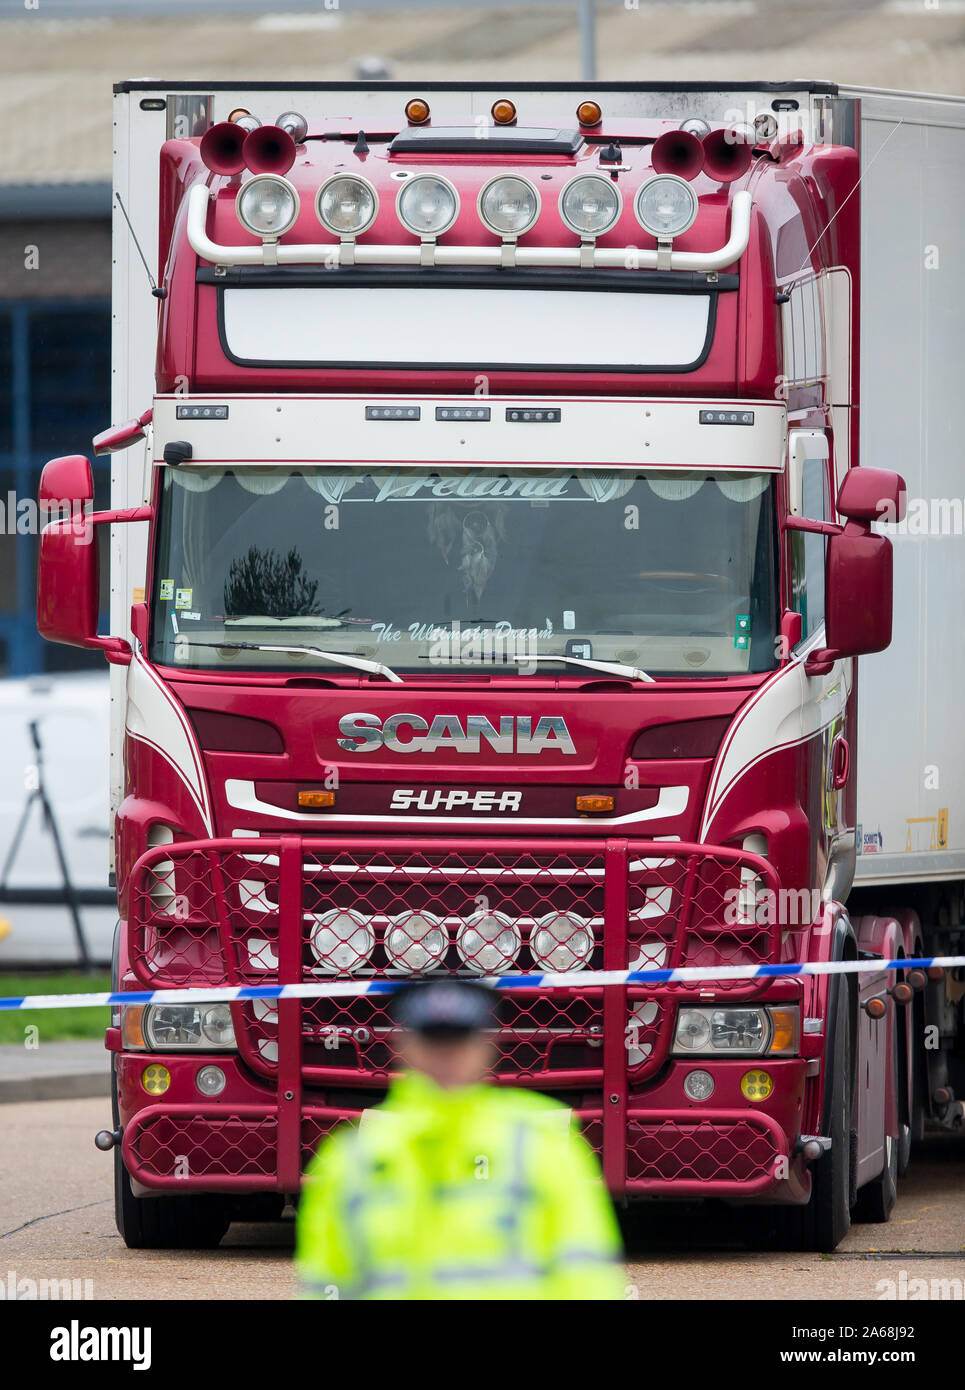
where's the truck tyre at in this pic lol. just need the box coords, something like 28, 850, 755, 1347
112, 1068, 230, 1250
768, 981, 853, 1253
114, 1147, 231, 1250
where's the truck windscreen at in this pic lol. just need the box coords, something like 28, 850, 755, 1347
149, 466, 778, 677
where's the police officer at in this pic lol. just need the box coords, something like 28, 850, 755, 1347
296, 979, 623, 1300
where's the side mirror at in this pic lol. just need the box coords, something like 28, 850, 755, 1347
36, 455, 151, 666
836, 467, 907, 525
823, 525, 894, 658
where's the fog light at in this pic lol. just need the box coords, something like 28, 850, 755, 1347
236, 175, 299, 237
684, 1069, 715, 1101
196, 1065, 226, 1097
456, 910, 521, 974
741, 1069, 773, 1101
309, 909, 375, 974
142, 1064, 170, 1096
478, 175, 540, 237
397, 175, 459, 237
559, 175, 621, 237
530, 913, 593, 971
385, 912, 448, 973
635, 174, 698, 239
315, 174, 379, 236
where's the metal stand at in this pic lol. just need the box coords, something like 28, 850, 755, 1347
0, 719, 93, 970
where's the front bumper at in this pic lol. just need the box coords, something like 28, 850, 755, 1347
116, 1051, 811, 1202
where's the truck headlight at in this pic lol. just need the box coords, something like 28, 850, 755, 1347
385, 911, 448, 973
309, 909, 374, 974
672, 1005, 799, 1056
530, 913, 593, 971
559, 175, 621, 236
457, 910, 521, 974
635, 175, 698, 238
316, 174, 378, 235
397, 175, 459, 236
236, 175, 299, 237
141, 1003, 237, 1051
478, 175, 540, 236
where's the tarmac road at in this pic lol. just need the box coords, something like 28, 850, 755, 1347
1, 1096, 962, 1300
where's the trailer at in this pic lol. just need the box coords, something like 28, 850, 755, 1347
36, 80, 964, 1250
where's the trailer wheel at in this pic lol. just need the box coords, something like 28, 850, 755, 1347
854, 1011, 899, 1223
854, 1133, 898, 1223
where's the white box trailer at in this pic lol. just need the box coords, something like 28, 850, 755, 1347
847, 88, 965, 894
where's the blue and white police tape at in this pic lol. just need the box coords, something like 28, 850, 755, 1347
0, 955, 962, 1012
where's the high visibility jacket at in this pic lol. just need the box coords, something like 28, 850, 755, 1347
296, 1071, 623, 1301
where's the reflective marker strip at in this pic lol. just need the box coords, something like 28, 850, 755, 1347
0, 956, 961, 1012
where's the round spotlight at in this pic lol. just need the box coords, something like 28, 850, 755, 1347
405, 97, 431, 125
741, 1069, 774, 1101
530, 913, 593, 971
309, 908, 374, 975
456, 910, 521, 974
316, 174, 379, 236
196, 1065, 226, 1097
576, 100, 603, 127
385, 912, 448, 973
559, 174, 622, 237
491, 99, 517, 126
397, 174, 459, 237
141, 1063, 170, 1096
680, 117, 711, 139
233, 114, 262, 134
478, 175, 540, 237
683, 1069, 715, 1101
236, 174, 299, 238
634, 174, 698, 239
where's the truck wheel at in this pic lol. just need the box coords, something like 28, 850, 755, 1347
112, 1067, 230, 1250
772, 981, 853, 1252
114, 1147, 231, 1250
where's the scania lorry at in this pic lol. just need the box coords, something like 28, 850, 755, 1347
36, 81, 965, 1251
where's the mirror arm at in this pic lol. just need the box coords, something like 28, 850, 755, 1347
782, 515, 843, 538
82, 506, 154, 666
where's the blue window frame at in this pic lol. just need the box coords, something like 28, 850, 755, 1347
0, 299, 111, 675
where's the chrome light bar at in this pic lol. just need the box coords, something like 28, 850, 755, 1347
186, 182, 752, 274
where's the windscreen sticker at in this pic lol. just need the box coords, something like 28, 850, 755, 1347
170, 612, 179, 636
159, 579, 174, 601
181, 611, 201, 622
175, 587, 193, 610
735, 613, 750, 649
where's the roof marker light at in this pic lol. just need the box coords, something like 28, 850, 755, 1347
405, 97, 430, 125
491, 99, 517, 126
576, 100, 603, 127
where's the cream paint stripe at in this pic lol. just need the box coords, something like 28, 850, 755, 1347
224, 779, 688, 830
126, 656, 213, 834
699, 651, 852, 842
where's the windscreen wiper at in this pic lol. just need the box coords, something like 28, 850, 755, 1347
423, 653, 654, 682
178, 640, 404, 684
